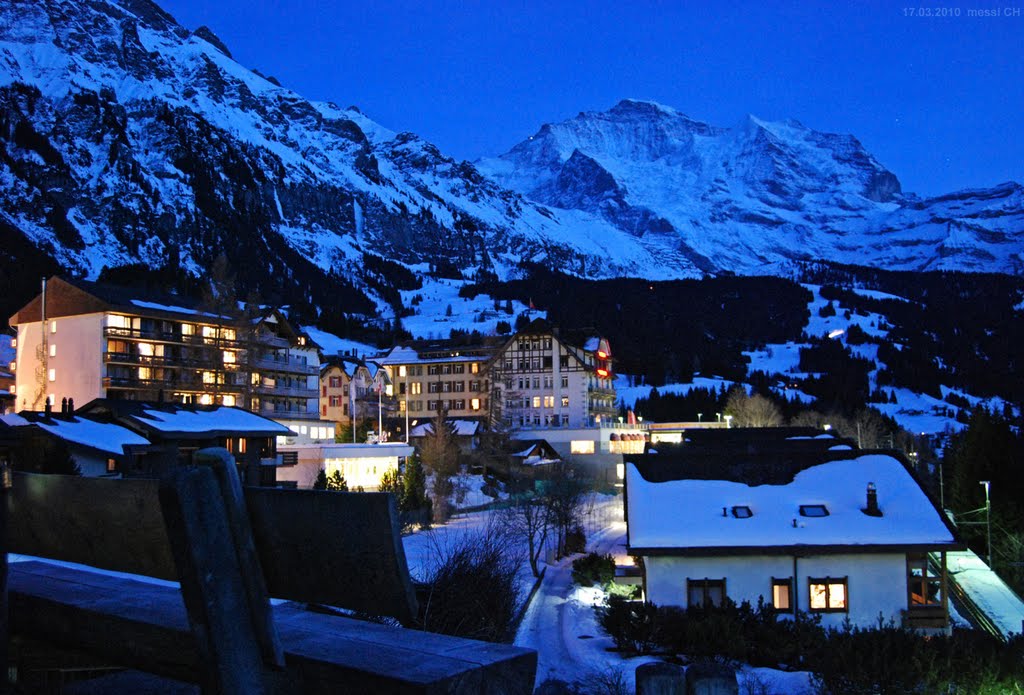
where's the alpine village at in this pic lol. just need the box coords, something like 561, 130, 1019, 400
1, 1, 1023, 693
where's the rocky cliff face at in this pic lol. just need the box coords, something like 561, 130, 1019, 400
0, 0, 1021, 326
478, 99, 1024, 275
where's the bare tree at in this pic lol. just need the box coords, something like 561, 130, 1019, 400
725, 387, 783, 427
543, 463, 588, 558
503, 488, 552, 578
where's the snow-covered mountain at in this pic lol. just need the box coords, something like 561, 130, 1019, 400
0, 0, 1021, 323
478, 99, 1024, 275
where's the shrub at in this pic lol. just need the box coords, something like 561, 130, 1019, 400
571, 552, 615, 588
416, 524, 523, 642
595, 596, 660, 654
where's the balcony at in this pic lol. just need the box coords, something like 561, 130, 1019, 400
251, 354, 318, 375
103, 375, 246, 395
254, 383, 316, 398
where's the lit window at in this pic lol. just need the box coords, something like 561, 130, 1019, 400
182, 323, 195, 335
138, 342, 154, 357
543, 396, 554, 408
50, 320, 57, 334
49, 344, 56, 357
106, 458, 117, 474
799, 504, 829, 517
570, 440, 595, 455
199, 394, 213, 405
561, 395, 569, 407
907, 553, 942, 607
10, 338, 16, 348
223, 350, 236, 364
470, 398, 481, 411
772, 578, 793, 612
9, 385, 15, 395
532, 396, 541, 408
808, 577, 847, 612
399, 365, 407, 377
203, 371, 216, 384
48, 368, 56, 382
300, 426, 308, 435
687, 578, 725, 608
222, 395, 236, 407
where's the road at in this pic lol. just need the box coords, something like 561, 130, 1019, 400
513, 498, 629, 687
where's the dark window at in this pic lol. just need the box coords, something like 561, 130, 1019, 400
731, 505, 753, 519
799, 504, 829, 517
687, 578, 725, 608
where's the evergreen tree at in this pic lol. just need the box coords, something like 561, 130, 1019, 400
326, 469, 349, 492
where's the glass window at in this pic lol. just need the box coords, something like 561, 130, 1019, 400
907, 554, 942, 607
808, 577, 848, 612
799, 504, 830, 517
570, 440, 595, 454
687, 578, 725, 608
772, 578, 793, 612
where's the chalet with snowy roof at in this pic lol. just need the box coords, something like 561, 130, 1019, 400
76, 398, 292, 486
0, 402, 149, 477
8, 277, 320, 425
625, 447, 964, 631
409, 418, 482, 452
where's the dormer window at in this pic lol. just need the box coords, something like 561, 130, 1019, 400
731, 505, 753, 519
800, 504, 829, 517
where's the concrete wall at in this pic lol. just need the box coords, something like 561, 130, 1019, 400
16, 313, 104, 411
645, 552, 910, 629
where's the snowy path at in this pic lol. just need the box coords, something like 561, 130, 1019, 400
513, 511, 654, 688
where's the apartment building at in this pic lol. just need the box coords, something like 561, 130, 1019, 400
373, 340, 499, 433
9, 277, 320, 422
491, 324, 617, 430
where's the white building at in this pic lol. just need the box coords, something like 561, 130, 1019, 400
626, 454, 963, 631
275, 442, 413, 490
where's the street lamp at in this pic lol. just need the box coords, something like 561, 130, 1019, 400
697, 412, 702, 423
716, 412, 721, 423
981, 480, 992, 569
724, 414, 733, 429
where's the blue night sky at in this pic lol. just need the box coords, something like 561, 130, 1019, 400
157, 0, 1022, 197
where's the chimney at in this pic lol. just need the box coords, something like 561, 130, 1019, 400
61, 397, 68, 415
67, 397, 74, 413
864, 482, 882, 517
44, 398, 52, 418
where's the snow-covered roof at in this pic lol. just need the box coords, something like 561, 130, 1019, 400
129, 300, 228, 319
583, 337, 601, 351
410, 420, 481, 437
626, 455, 958, 552
1, 413, 149, 456
134, 406, 293, 435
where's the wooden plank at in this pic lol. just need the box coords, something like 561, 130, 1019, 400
9, 563, 536, 695
158, 466, 274, 694
8, 471, 417, 620
244, 486, 418, 623
7, 473, 177, 580
194, 448, 284, 669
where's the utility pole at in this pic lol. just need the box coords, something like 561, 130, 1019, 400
981, 480, 992, 569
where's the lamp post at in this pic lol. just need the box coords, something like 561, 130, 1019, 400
724, 414, 733, 429
697, 412, 702, 423
716, 412, 721, 423
981, 480, 992, 568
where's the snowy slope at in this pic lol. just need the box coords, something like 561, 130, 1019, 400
479, 100, 1024, 275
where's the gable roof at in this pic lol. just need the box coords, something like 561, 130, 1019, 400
626, 454, 962, 555
1, 411, 149, 456
77, 399, 293, 439
410, 419, 481, 438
